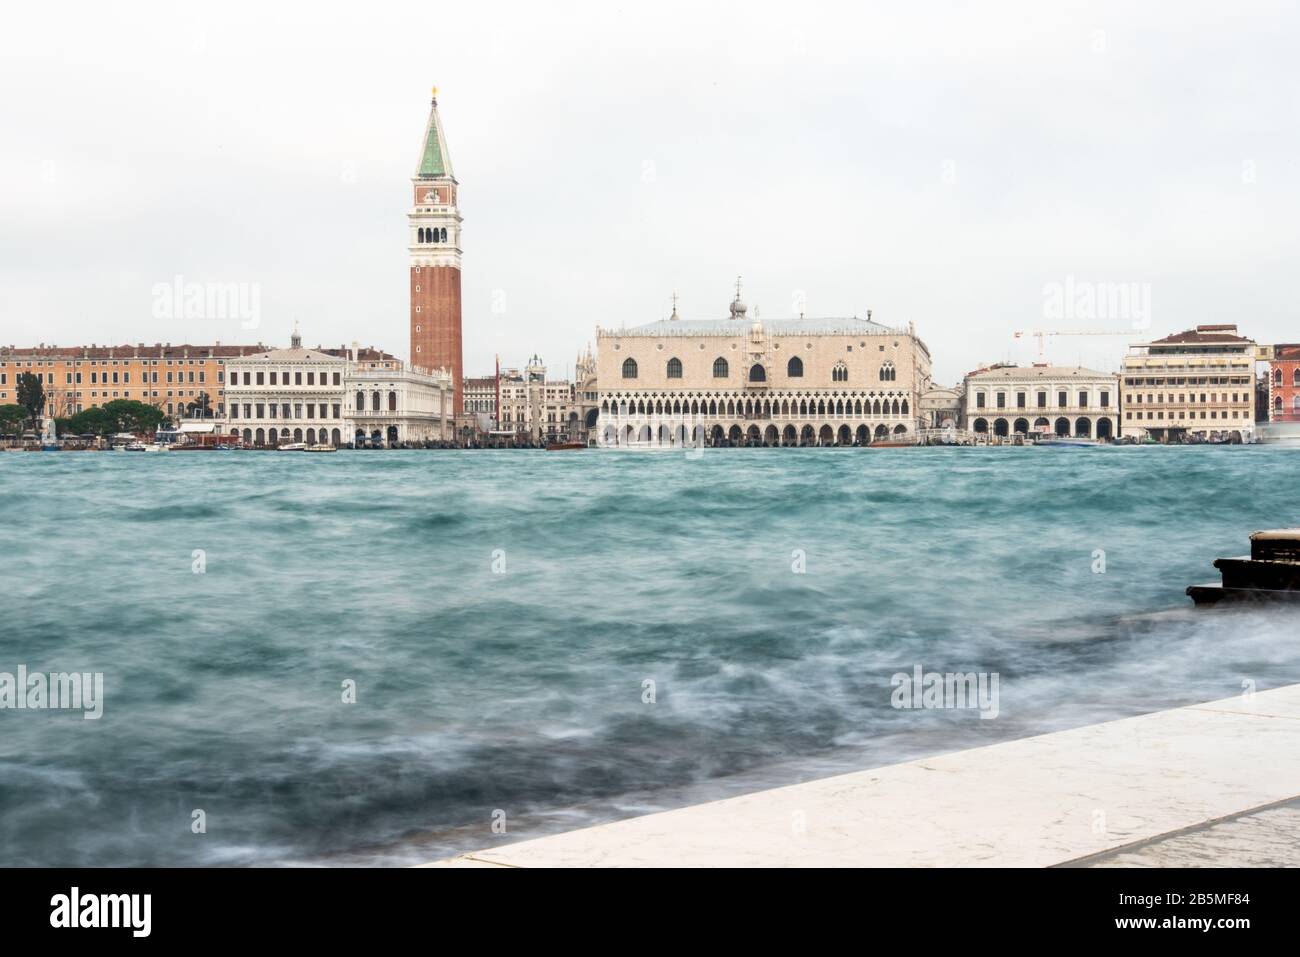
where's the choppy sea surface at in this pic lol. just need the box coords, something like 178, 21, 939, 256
1, 446, 1298, 866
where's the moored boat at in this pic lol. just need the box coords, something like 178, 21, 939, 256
278, 442, 309, 452
1034, 438, 1102, 448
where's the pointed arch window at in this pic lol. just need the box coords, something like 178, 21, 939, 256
748, 364, 766, 383
713, 357, 729, 378
787, 356, 803, 378
666, 357, 682, 379
622, 358, 638, 379
832, 362, 848, 383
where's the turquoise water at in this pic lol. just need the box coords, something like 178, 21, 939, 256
1, 446, 1298, 866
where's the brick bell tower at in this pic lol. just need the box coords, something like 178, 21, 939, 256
409, 86, 463, 414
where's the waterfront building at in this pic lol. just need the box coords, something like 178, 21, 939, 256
1267, 344, 1300, 423
963, 364, 1119, 440
223, 330, 452, 446
463, 374, 499, 436
0, 341, 269, 421
595, 287, 932, 447
1119, 325, 1257, 441
408, 88, 464, 414
460, 349, 599, 445
496, 356, 585, 443
918, 384, 962, 433
574, 346, 599, 443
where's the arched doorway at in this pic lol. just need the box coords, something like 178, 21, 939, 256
746, 425, 761, 445
293, 428, 303, 443
819, 424, 834, 445
306, 428, 316, 445
764, 425, 778, 445
728, 425, 743, 444
800, 424, 815, 445
993, 418, 1009, 438
1096, 418, 1113, 440
837, 424, 852, 445
1034, 417, 1050, 433
783, 425, 797, 445
387, 425, 399, 446
1054, 417, 1070, 437
1075, 418, 1092, 438
1013, 418, 1029, 435
875, 424, 889, 440
370, 429, 382, 446
973, 418, 989, 434
254, 428, 264, 446
856, 424, 870, 445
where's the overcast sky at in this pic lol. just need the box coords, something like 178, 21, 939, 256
2, 1, 1297, 384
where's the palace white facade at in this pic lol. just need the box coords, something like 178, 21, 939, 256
963, 364, 1119, 440
595, 288, 932, 447
223, 331, 453, 446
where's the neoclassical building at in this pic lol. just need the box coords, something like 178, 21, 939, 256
963, 364, 1119, 440
595, 289, 932, 447
224, 330, 452, 446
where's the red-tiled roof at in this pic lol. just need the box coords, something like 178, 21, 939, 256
1151, 328, 1251, 345
0, 343, 398, 361
0, 343, 268, 359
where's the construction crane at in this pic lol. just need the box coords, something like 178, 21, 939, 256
1013, 329, 1145, 362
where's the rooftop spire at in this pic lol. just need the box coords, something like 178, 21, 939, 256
729, 275, 747, 320
415, 85, 455, 180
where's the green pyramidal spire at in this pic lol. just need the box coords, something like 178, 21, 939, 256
416, 87, 455, 180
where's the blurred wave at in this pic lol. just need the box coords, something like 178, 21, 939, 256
0, 446, 1297, 865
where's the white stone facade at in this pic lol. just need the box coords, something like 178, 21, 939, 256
347, 361, 453, 446
223, 333, 452, 446
963, 364, 1119, 440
